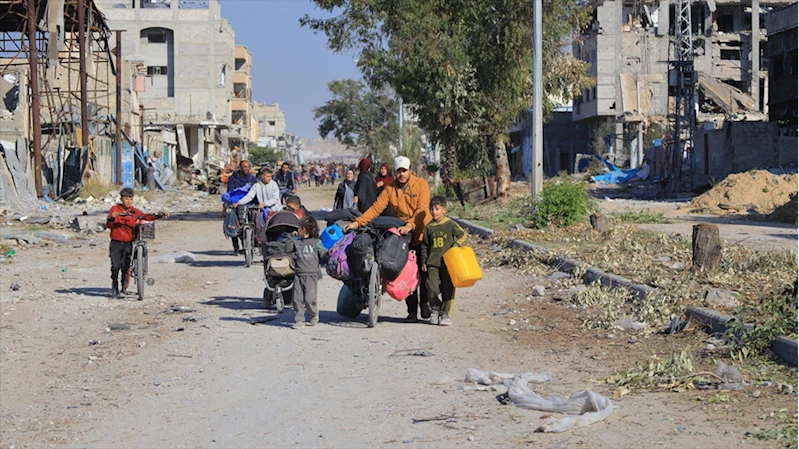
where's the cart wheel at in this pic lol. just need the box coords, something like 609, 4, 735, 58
243, 227, 253, 267
263, 288, 270, 310
275, 288, 284, 313
367, 262, 380, 328
136, 245, 145, 301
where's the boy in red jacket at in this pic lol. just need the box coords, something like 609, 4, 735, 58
106, 188, 168, 298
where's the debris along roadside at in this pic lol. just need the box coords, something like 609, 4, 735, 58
462, 368, 613, 433
456, 217, 798, 366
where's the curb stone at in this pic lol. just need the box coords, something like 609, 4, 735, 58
455, 217, 798, 367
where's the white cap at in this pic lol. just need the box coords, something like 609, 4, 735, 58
394, 156, 411, 171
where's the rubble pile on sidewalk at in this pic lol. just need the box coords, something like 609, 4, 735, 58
0, 185, 217, 252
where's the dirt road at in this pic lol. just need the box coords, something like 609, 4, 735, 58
1, 187, 795, 448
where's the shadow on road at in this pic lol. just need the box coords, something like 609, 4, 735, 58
189, 260, 250, 268
168, 212, 220, 223
201, 295, 263, 310
188, 250, 236, 257
770, 233, 798, 240
56, 287, 111, 298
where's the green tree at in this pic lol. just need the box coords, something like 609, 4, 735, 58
248, 146, 281, 166
313, 79, 399, 160
301, 0, 593, 179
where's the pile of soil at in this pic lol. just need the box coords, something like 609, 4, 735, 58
768, 193, 798, 223
691, 170, 798, 214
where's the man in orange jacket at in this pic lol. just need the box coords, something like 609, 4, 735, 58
106, 188, 169, 298
345, 156, 432, 322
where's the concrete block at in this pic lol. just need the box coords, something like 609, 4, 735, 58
72, 216, 103, 233
771, 336, 798, 367
705, 288, 740, 309
453, 219, 494, 237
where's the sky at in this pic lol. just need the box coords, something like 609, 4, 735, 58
221, 0, 362, 139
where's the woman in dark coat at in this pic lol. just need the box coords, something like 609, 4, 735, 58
353, 158, 378, 214
334, 169, 357, 210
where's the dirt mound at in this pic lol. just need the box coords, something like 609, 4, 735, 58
691, 170, 798, 214
768, 193, 798, 223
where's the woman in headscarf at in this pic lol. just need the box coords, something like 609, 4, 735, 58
334, 168, 357, 210
375, 162, 394, 193
353, 158, 378, 213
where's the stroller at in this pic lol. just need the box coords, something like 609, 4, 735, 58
261, 211, 301, 312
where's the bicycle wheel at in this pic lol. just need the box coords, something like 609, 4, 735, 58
136, 245, 145, 301
275, 288, 284, 313
243, 226, 253, 267
263, 288, 271, 310
367, 262, 380, 328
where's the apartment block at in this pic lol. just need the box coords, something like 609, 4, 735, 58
97, 0, 236, 169
252, 102, 287, 149
230, 45, 254, 152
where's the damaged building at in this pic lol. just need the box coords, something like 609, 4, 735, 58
0, 0, 146, 201
766, 2, 797, 126
570, 0, 795, 185
96, 0, 241, 187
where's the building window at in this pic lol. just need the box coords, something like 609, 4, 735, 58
147, 66, 168, 75
718, 12, 734, 32
141, 0, 170, 9
720, 49, 740, 60
592, 86, 597, 101
774, 55, 785, 80
268, 121, 276, 126
145, 29, 166, 43
789, 51, 798, 78
179, 0, 209, 9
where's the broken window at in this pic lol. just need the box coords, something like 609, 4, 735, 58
145, 30, 166, 43
789, 50, 798, 78
140, 0, 170, 8
179, 0, 209, 8
720, 49, 740, 60
718, 13, 735, 32
235, 58, 246, 71
147, 66, 168, 75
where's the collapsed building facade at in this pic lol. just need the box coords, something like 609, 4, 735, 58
570, 0, 797, 187
0, 0, 145, 201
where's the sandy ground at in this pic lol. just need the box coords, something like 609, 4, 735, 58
596, 197, 797, 253
1, 186, 796, 448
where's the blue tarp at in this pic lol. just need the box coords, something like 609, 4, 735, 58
222, 185, 251, 204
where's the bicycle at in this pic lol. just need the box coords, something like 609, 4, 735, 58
123, 217, 159, 301
240, 205, 259, 268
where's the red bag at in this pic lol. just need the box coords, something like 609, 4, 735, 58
383, 250, 420, 301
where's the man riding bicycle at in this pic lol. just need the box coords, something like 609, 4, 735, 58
274, 162, 297, 204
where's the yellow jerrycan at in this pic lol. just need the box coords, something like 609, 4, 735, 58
443, 246, 483, 288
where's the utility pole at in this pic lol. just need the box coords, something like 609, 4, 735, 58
114, 30, 124, 186
398, 97, 403, 154
751, 0, 760, 110
26, 0, 43, 198
78, 0, 89, 178
531, 0, 544, 197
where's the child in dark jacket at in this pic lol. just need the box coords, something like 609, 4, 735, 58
287, 216, 327, 328
106, 188, 168, 298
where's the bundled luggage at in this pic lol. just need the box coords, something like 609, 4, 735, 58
383, 250, 421, 301
347, 231, 376, 279
326, 232, 356, 281
376, 228, 409, 281
223, 209, 241, 238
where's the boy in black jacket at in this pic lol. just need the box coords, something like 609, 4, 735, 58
421, 196, 467, 326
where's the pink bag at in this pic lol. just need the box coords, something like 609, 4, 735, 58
383, 250, 420, 301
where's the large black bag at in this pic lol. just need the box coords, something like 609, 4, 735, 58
377, 229, 410, 281
346, 231, 375, 279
